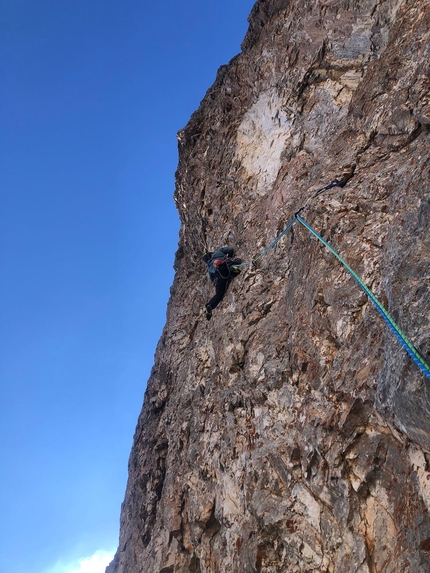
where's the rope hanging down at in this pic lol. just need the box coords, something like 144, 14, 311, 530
236, 216, 297, 268
295, 215, 430, 380
233, 195, 430, 379
235, 177, 350, 268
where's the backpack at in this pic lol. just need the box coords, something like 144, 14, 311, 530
207, 255, 227, 282
207, 256, 242, 282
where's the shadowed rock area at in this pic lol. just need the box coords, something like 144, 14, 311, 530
107, 0, 430, 571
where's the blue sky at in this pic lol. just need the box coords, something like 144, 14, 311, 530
0, 1, 255, 572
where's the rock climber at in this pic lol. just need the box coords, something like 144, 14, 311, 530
202, 247, 242, 320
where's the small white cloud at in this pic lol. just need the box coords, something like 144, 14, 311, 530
45, 549, 115, 573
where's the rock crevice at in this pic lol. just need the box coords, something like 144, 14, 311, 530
107, 1, 430, 571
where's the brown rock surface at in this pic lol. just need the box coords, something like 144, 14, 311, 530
107, 0, 430, 571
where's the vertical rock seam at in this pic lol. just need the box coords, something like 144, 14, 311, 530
107, 0, 430, 572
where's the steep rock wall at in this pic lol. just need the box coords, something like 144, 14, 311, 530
107, 0, 430, 571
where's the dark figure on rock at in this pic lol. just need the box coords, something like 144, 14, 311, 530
202, 247, 242, 320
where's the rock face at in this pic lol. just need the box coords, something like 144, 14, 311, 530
107, 1, 430, 572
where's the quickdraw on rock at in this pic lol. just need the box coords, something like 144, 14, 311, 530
234, 178, 430, 380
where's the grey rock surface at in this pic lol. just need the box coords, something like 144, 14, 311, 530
107, 0, 430, 571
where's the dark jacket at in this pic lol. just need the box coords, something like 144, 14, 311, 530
207, 247, 235, 282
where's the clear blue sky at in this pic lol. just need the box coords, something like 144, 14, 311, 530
0, 2, 255, 572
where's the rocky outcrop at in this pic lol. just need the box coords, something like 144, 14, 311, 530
107, 0, 430, 571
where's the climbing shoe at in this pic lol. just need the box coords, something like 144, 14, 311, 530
205, 304, 212, 320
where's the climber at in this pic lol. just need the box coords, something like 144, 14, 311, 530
202, 247, 242, 320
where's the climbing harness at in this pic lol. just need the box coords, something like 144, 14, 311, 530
207, 253, 241, 281
233, 179, 430, 380
216, 260, 233, 280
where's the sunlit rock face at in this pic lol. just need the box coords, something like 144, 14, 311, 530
107, 1, 430, 572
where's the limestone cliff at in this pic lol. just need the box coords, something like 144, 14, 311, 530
107, 0, 430, 571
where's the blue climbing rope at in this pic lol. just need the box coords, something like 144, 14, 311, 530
295, 214, 430, 379
236, 216, 297, 268
235, 178, 348, 268
228, 177, 429, 379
